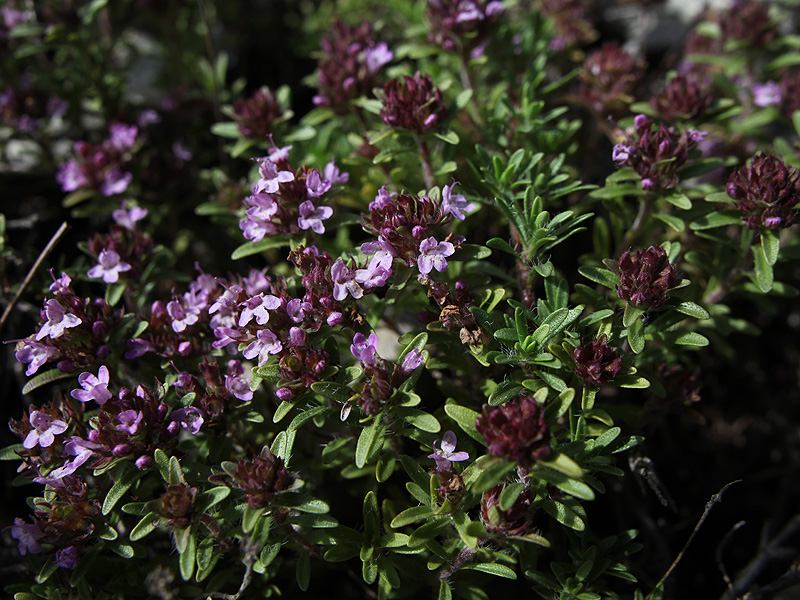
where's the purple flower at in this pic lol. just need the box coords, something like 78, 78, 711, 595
55, 546, 80, 569
108, 123, 138, 151
245, 192, 279, 221
125, 338, 155, 359
254, 157, 295, 194
49, 271, 72, 294
70, 366, 112, 405
369, 186, 394, 211
36, 300, 81, 340
476, 396, 552, 467
428, 430, 470, 471
15, 340, 60, 376
87, 249, 132, 284
40, 437, 102, 481
441, 181, 475, 220
100, 168, 132, 196
170, 407, 204, 435
112, 202, 148, 230
612, 144, 632, 163
297, 200, 333, 234
331, 260, 363, 301
305, 170, 332, 198
23, 411, 68, 449
351, 332, 379, 366
239, 293, 281, 327
286, 298, 311, 322
572, 334, 623, 386
364, 42, 394, 74
400, 349, 425, 374
225, 373, 253, 401
242, 329, 283, 366
355, 252, 393, 289
116, 410, 144, 435
616, 245, 677, 308
167, 299, 201, 333
417, 237, 455, 274
56, 159, 87, 192
753, 81, 782, 107
323, 160, 349, 185
10, 518, 42, 556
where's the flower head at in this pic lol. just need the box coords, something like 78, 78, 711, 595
15, 340, 60, 376
380, 73, 447, 133
572, 335, 623, 386
616, 245, 677, 308
351, 332, 379, 367
36, 299, 81, 340
480, 483, 534, 536
726, 153, 800, 229
231, 448, 292, 508
418, 237, 455, 274
475, 396, 551, 467
297, 200, 333, 234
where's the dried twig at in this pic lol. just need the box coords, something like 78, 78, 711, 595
0, 221, 68, 334
716, 520, 747, 592
721, 514, 800, 600
648, 480, 742, 598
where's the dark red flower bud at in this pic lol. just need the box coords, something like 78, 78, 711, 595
726, 153, 800, 230
475, 396, 551, 467
232, 448, 291, 508
480, 483, 534, 536
380, 73, 447, 133
578, 42, 645, 118
232, 86, 288, 139
616, 245, 677, 308
154, 483, 197, 529
572, 334, 623, 387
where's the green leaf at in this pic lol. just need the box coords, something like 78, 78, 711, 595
462, 563, 518, 579
210, 122, 241, 138
196, 487, 231, 513
36, 559, 58, 584
488, 380, 524, 406
130, 512, 161, 541
396, 408, 440, 432
0, 444, 23, 461
102, 468, 142, 515
289, 406, 331, 431
21, 368, 71, 394
274, 493, 330, 514
356, 419, 385, 468
455, 244, 492, 261
753, 241, 774, 293
673, 331, 710, 347
674, 302, 709, 320
231, 236, 293, 260
433, 131, 459, 145
578, 266, 619, 289
690, 210, 742, 230
761, 231, 780, 266
663, 192, 691, 210
538, 453, 582, 478
652, 213, 685, 233
439, 580, 453, 600
542, 499, 585, 531
376, 452, 395, 482
179, 530, 196, 580
104, 281, 126, 307
623, 304, 644, 328
390, 506, 433, 528
154, 449, 169, 481
444, 404, 483, 443
168, 456, 185, 486
534, 469, 595, 501
486, 237, 518, 256
627, 318, 645, 354
499, 482, 525, 511
311, 382, 352, 404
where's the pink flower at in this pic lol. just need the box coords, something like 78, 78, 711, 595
88, 249, 132, 283
170, 407, 204, 435
70, 365, 112, 405
331, 260, 363, 301
297, 200, 333, 234
36, 300, 81, 340
167, 299, 201, 333
116, 410, 143, 435
112, 202, 148, 230
10, 518, 42, 556
417, 237, 455, 274
243, 329, 283, 366
15, 340, 60, 376
441, 182, 475, 220
238, 293, 281, 327
428, 430, 470, 471
351, 332, 379, 366
23, 411, 68, 449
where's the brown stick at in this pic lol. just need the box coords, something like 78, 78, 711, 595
0, 221, 69, 334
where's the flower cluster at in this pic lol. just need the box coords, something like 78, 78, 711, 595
726, 153, 800, 229
425, 0, 505, 58
232, 86, 290, 139
14, 272, 123, 376
537, 0, 597, 51
475, 396, 551, 468
360, 182, 469, 278
349, 332, 425, 415
650, 73, 713, 122
0, 85, 67, 134
480, 482, 535, 536
577, 42, 644, 118
229, 447, 292, 508
239, 147, 347, 242
616, 245, 677, 308
612, 114, 703, 191
572, 334, 623, 387
56, 122, 139, 196
379, 72, 447, 133
313, 19, 393, 114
